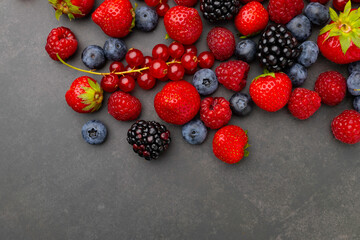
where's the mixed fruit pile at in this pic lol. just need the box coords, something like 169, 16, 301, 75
46, 0, 360, 164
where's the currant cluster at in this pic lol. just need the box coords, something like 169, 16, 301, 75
144, 0, 170, 17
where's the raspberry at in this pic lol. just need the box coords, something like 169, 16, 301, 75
200, 97, 232, 129
207, 27, 236, 61
215, 60, 250, 92
288, 88, 321, 120
314, 71, 347, 106
331, 110, 360, 144
268, 0, 304, 24
108, 91, 142, 121
45, 26, 78, 61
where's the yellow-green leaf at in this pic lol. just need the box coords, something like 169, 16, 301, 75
351, 34, 360, 49
329, 8, 339, 22
343, 0, 351, 16
55, 9, 62, 21
320, 23, 335, 35
87, 78, 97, 90
339, 35, 351, 54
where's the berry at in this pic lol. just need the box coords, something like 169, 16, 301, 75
212, 125, 249, 164
81, 45, 106, 69
297, 41, 319, 67
354, 97, 360, 113
288, 88, 321, 120
109, 61, 125, 73
137, 72, 156, 90
331, 110, 360, 144
124, 65, 140, 79
101, 74, 119, 93
229, 93, 253, 116
235, 39, 257, 63
45, 26, 78, 61
127, 120, 171, 160
156, 3, 170, 17
149, 59, 168, 79
286, 15, 312, 42
152, 44, 170, 61
207, 27, 236, 61
108, 91, 141, 121
135, 6, 159, 32
192, 69, 218, 96
126, 48, 145, 67
314, 71, 347, 106
285, 63, 308, 87
198, 51, 215, 69
268, 0, 304, 25
169, 42, 185, 59
174, 0, 198, 7
168, 63, 185, 81
181, 53, 198, 72
257, 24, 300, 72
309, 0, 329, 4
349, 61, 360, 75
239, 0, 264, 3
333, 0, 349, 12
347, 72, 360, 96
249, 72, 292, 112
119, 76, 135, 92
215, 60, 250, 92
182, 119, 208, 145
184, 45, 197, 56
200, 97, 232, 130
142, 56, 153, 68
81, 120, 107, 145
157, 75, 169, 82
48, 0, 95, 20
304, 2, 329, 26
200, 0, 241, 24
103, 38, 127, 61
145, 0, 160, 7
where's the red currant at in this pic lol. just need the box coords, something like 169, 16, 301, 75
161, 0, 168, 3
169, 42, 185, 59
156, 3, 170, 17
142, 56, 153, 68
181, 52, 198, 72
184, 45, 197, 56
101, 74, 119, 93
137, 71, 156, 90
198, 51, 215, 69
119, 76, 135, 92
109, 61, 124, 73
158, 75, 169, 82
333, 0, 349, 11
145, 0, 160, 7
124, 65, 140, 79
152, 44, 170, 61
125, 48, 145, 67
185, 68, 197, 75
168, 63, 185, 81
149, 59, 169, 79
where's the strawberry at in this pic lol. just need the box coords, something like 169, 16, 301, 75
48, 0, 94, 20
92, 0, 135, 38
164, 6, 203, 45
235, 1, 269, 37
174, 0, 198, 7
215, 60, 250, 92
314, 71, 346, 106
268, 0, 304, 24
200, 97, 232, 130
317, 1, 360, 64
45, 27, 78, 61
288, 88, 321, 120
331, 110, 360, 144
212, 125, 249, 164
108, 91, 141, 121
207, 27, 236, 61
65, 76, 103, 113
240, 0, 264, 3
154, 80, 200, 125
249, 72, 292, 112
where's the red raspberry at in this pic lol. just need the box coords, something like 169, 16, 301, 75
45, 27, 78, 61
314, 71, 346, 106
200, 97, 232, 129
331, 110, 360, 144
108, 91, 142, 121
207, 27, 236, 61
215, 60, 250, 92
174, 0, 197, 7
288, 88, 321, 120
268, 0, 304, 24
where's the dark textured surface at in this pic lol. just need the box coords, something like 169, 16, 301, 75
1, 1, 360, 239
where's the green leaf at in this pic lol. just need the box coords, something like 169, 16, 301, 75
339, 34, 351, 54
343, 0, 351, 16
351, 33, 360, 49
165, 33, 170, 40
130, 8, 135, 31
348, 10, 360, 22
68, 13, 75, 21
82, 104, 95, 112
329, 7, 339, 22
244, 150, 249, 158
253, 72, 276, 82
324, 29, 342, 42
87, 78, 98, 90
48, 0, 58, 7
320, 23, 335, 35
55, 9, 62, 21
353, 21, 360, 28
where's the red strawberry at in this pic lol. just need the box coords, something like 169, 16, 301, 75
92, 0, 135, 38
215, 60, 250, 92
314, 71, 346, 106
249, 72, 292, 112
65, 76, 103, 113
154, 81, 200, 125
174, 0, 198, 7
317, 2, 360, 64
108, 91, 141, 121
240, 0, 264, 3
200, 97, 232, 130
268, 0, 304, 24
235, 1, 269, 37
212, 125, 249, 164
207, 27, 236, 61
309, 0, 330, 4
45, 27, 78, 61
331, 110, 360, 144
288, 88, 321, 120
164, 6, 203, 45
48, 0, 94, 20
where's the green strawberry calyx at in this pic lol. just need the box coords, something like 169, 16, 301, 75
77, 78, 103, 112
252, 72, 276, 83
48, 0, 83, 21
244, 130, 250, 158
320, 1, 360, 55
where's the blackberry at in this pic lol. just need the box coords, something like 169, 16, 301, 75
257, 24, 300, 72
127, 120, 171, 161
200, 0, 241, 24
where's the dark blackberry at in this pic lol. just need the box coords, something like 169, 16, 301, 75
127, 120, 171, 161
200, 0, 241, 24
257, 24, 301, 72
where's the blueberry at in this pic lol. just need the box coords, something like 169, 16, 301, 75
135, 6, 159, 32
286, 15, 312, 42
285, 63, 308, 87
297, 41, 319, 67
235, 39, 257, 63
347, 72, 360, 96
348, 61, 360, 75
182, 119, 208, 145
81, 45, 106, 69
304, 2, 329, 26
81, 120, 107, 145
354, 97, 360, 113
229, 93, 253, 116
192, 69, 218, 95
103, 38, 127, 61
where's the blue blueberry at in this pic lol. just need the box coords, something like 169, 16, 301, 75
285, 63, 308, 87
81, 45, 106, 69
182, 119, 208, 145
286, 15, 312, 42
229, 93, 253, 116
235, 39, 257, 63
348, 61, 360, 75
297, 41, 319, 67
304, 2, 329, 26
192, 69, 218, 95
347, 71, 360, 96
135, 6, 159, 32
354, 97, 360, 113
81, 120, 107, 145
103, 38, 127, 61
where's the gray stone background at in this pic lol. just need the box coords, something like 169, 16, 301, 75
1, 0, 359, 239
